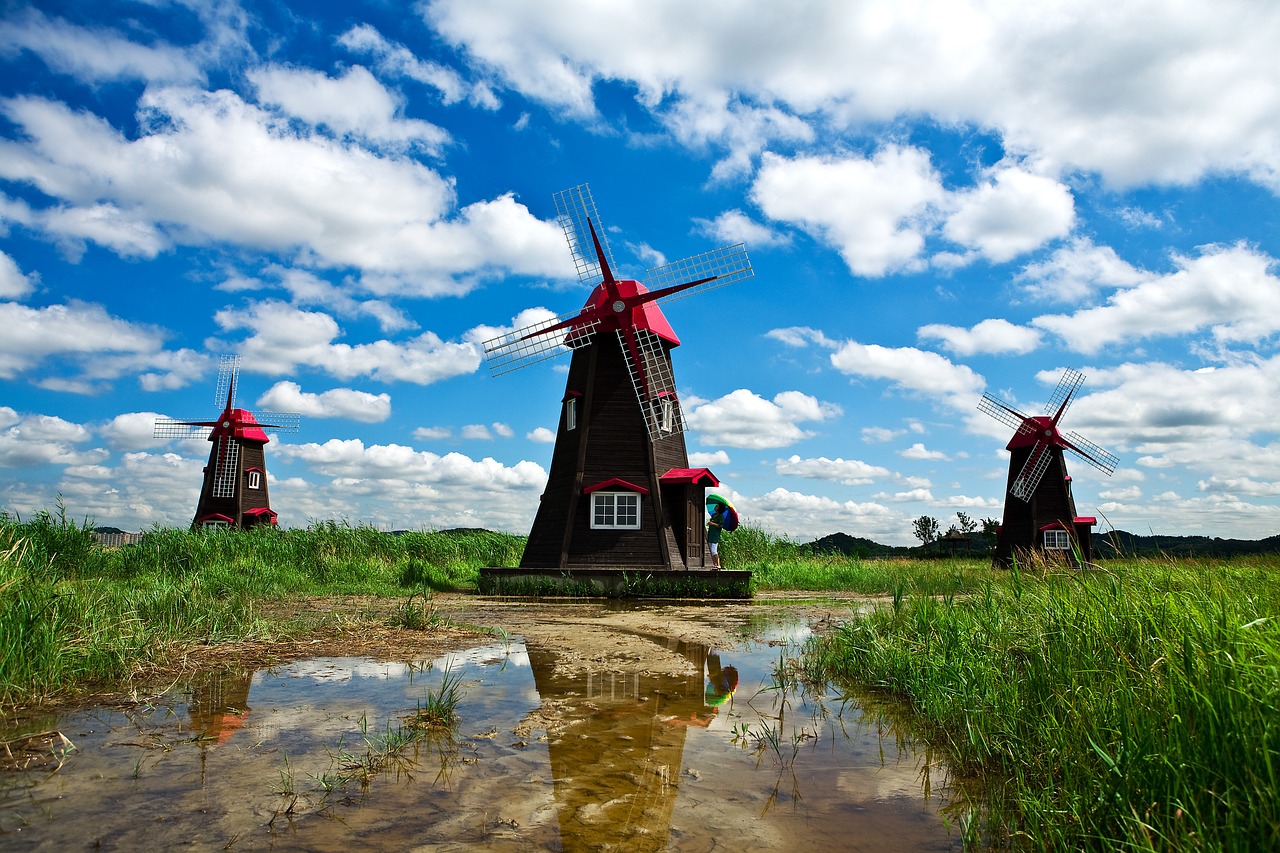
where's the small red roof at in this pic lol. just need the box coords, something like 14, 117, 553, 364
582, 477, 649, 495
660, 467, 720, 487
243, 507, 277, 518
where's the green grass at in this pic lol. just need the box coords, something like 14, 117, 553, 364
805, 556, 1280, 851
0, 508, 522, 705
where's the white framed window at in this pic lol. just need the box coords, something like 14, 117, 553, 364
564, 397, 577, 431
247, 470, 262, 490
202, 519, 230, 529
657, 396, 674, 433
1044, 529, 1070, 550
591, 491, 641, 529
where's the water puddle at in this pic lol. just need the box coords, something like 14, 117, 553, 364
1, 603, 960, 851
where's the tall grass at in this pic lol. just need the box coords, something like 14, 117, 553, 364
806, 556, 1280, 850
723, 525, 997, 595
0, 510, 523, 705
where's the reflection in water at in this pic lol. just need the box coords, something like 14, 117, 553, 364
0, 614, 960, 852
525, 636, 735, 851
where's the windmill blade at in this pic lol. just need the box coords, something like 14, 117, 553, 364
211, 435, 240, 498
644, 243, 753, 305
977, 392, 1034, 436
215, 355, 240, 408
554, 184, 616, 285
1010, 442, 1054, 501
482, 309, 603, 376
1062, 430, 1118, 476
154, 418, 214, 440
254, 411, 301, 433
1044, 368, 1084, 417
618, 328, 686, 439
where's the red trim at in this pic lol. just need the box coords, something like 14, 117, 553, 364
243, 507, 277, 518
660, 467, 720, 487
583, 477, 649, 495
195, 513, 236, 526
562, 390, 583, 400
1037, 521, 1069, 532
1073, 516, 1097, 526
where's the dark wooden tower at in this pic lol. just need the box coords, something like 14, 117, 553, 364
154, 356, 300, 529
978, 369, 1117, 568
483, 185, 752, 570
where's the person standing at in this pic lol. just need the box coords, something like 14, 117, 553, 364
707, 504, 726, 568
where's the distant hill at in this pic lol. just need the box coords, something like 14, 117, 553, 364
806, 530, 1280, 558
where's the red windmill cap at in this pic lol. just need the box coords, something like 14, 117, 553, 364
580, 279, 681, 346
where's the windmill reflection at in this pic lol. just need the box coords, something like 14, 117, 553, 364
186, 669, 253, 745
524, 634, 735, 852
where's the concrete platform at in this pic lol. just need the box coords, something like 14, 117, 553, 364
476, 567, 753, 598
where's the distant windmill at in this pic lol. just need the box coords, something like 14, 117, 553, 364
978, 368, 1117, 567
482, 184, 752, 571
154, 355, 300, 529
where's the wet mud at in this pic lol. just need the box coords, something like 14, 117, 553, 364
0, 593, 960, 851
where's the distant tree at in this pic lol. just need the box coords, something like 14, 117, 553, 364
981, 516, 1000, 549
913, 515, 940, 549
956, 512, 978, 535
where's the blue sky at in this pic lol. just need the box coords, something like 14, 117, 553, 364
2, 0, 1280, 546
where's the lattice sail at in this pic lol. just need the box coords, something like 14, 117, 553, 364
619, 329, 686, 439
214, 355, 240, 407
978, 392, 1033, 436
1010, 443, 1054, 501
253, 411, 301, 433
153, 419, 213, 440
483, 311, 602, 375
211, 436, 241, 498
1064, 429, 1119, 475
645, 243, 753, 304
1044, 368, 1083, 416
554, 184, 616, 285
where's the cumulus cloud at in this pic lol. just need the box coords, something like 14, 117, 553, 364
250, 64, 450, 155
337, 23, 500, 109
1017, 237, 1155, 303
0, 409, 100, 468
0, 88, 569, 290
0, 250, 36, 298
255, 381, 392, 423
685, 389, 841, 449
0, 300, 169, 383
752, 147, 944, 277
212, 301, 482, 384
775, 454, 891, 486
1032, 243, 1280, 353
827, 338, 986, 410
917, 318, 1043, 356
941, 167, 1075, 263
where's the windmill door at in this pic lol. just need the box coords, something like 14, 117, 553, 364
664, 484, 705, 568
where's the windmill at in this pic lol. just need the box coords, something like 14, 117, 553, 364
483, 184, 752, 571
978, 368, 1117, 567
154, 355, 301, 529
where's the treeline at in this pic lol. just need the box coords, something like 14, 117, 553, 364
808, 528, 1280, 559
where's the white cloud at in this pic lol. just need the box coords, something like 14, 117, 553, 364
98, 412, 167, 452
752, 147, 944, 277
338, 24, 485, 107
250, 64, 450, 155
776, 454, 890, 486
941, 167, 1075, 262
0, 300, 168, 382
1032, 243, 1280, 353
212, 301, 482, 385
426, 0, 1280, 191
0, 250, 36, 298
255, 381, 392, 423
686, 389, 841, 449
527, 426, 556, 443
0, 7, 204, 85
414, 426, 453, 441
693, 209, 789, 249
0, 89, 569, 290
917, 318, 1043, 357
0, 410, 101, 468
899, 442, 949, 461
827, 339, 985, 410
1017, 237, 1154, 303
688, 449, 730, 467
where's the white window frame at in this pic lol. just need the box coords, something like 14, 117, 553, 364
564, 397, 577, 431
201, 519, 231, 529
1043, 529, 1070, 550
590, 491, 641, 529
656, 396, 674, 433
247, 470, 262, 490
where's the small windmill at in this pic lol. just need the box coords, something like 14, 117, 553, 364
154, 356, 300, 529
483, 184, 752, 571
978, 368, 1117, 567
